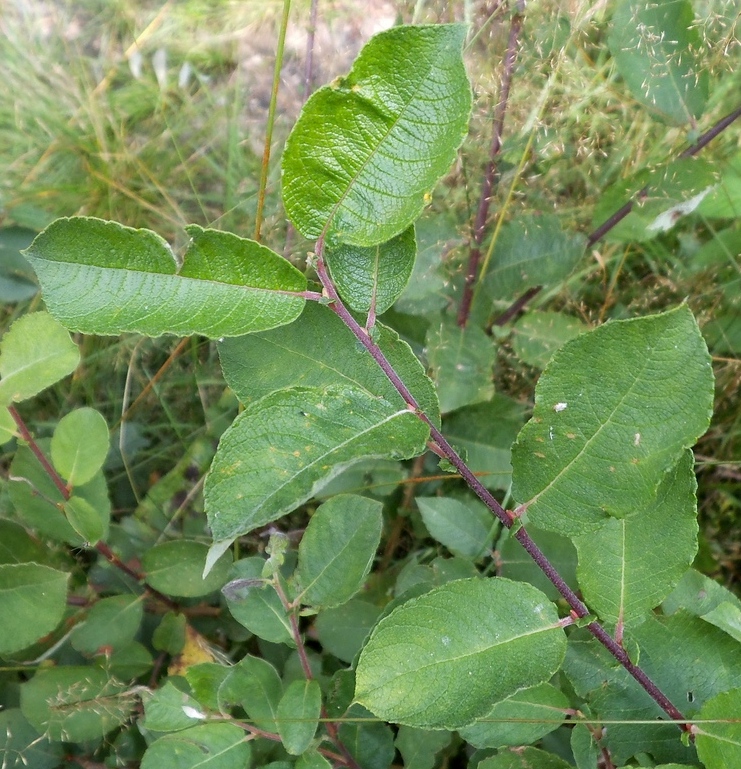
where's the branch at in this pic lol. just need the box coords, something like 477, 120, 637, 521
313, 238, 690, 732
458, 1, 525, 328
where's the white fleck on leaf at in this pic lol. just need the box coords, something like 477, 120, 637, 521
554, 402, 568, 412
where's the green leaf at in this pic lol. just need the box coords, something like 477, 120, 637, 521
218, 301, 439, 423
426, 316, 496, 413
571, 722, 600, 769
64, 495, 105, 545
102, 640, 153, 679
0, 312, 79, 404
700, 602, 741, 644
0, 406, 17, 444
219, 655, 282, 732
511, 311, 588, 369
71, 594, 144, 655
498, 525, 578, 603
695, 688, 741, 768
608, 0, 708, 125
573, 450, 698, 627
663, 568, 741, 618
21, 667, 133, 742
394, 213, 460, 316
276, 679, 322, 755
153, 612, 187, 655
204, 385, 429, 548
222, 557, 294, 645
591, 159, 718, 243
297, 494, 383, 608
416, 496, 494, 559
315, 600, 383, 664
140, 723, 250, 769
315, 458, 406, 500
186, 664, 231, 712
511, 306, 714, 536
0, 709, 63, 769
326, 226, 416, 314
143, 682, 207, 733
459, 682, 569, 748
338, 705, 396, 769
297, 751, 332, 769
8, 442, 111, 545
354, 578, 566, 729
0, 227, 39, 302
394, 726, 451, 769
143, 541, 232, 598
24, 218, 307, 338
0, 563, 69, 654
442, 395, 525, 491
483, 215, 585, 300
0, 519, 51, 565
478, 747, 571, 769
282, 24, 472, 246
697, 156, 741, 219
51, 407, 109, 487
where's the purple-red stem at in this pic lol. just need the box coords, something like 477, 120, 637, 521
8, 405, 177, 609
314, 242, 689, 730
457, 2, 525, 328
488, 103, 741, 325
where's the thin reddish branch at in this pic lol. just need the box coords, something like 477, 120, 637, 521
314, 238, 690, 731
458, 2, 525, 327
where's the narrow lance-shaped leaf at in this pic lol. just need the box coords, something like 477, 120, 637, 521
282, 24, 472, 246
573, 450, 698, 628
511, 306, 714, 536
354, 578, 567, 729
24, 217, 307, 338
205, 385, 429, 555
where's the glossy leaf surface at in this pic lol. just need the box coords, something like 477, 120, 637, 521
282, 24, 471, 246
205, 385, 429, 546
355, 578, 566, 728
25, 218, 306, 338
512, 306, 713, 536
51, 407, 109, 487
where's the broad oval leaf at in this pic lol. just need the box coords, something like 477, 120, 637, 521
695, 688, 741, 769
205, 385, 429, 546
282, 24, 472, 246
219, 655, 282, 733
0, 563, 69, 655
416, 496, 494, 560
51, 407, 109, 487
276, 679, 322, 755
325, 226, 416, 314
24, 218, 307, 338
71, 594, 144, 655
511, 311, 588, 369
483, 215, 585, 301
426, 316, 496, 414
574, 451, 698, 628
21, 667, 133, 742
511, 306, 714, 536
0, 709, 63, 769
0, 312, 79, 404
354, 577, 566, 729
218, 294, 440, 424
143, 540, 233, 598
608, 0, 708, 125
140, 723, 251, 769
297, 494, 383, 608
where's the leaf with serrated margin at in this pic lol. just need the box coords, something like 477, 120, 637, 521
574, 451, 697, 628
218, 301, 439, 423
24, 217, 306, 338
511, 306, 713, 537
282, 24, 472, 246
205, 385, 428, 547
354, 578, 566, 729
608, 0, 708, 125
326, 226, 416, 314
